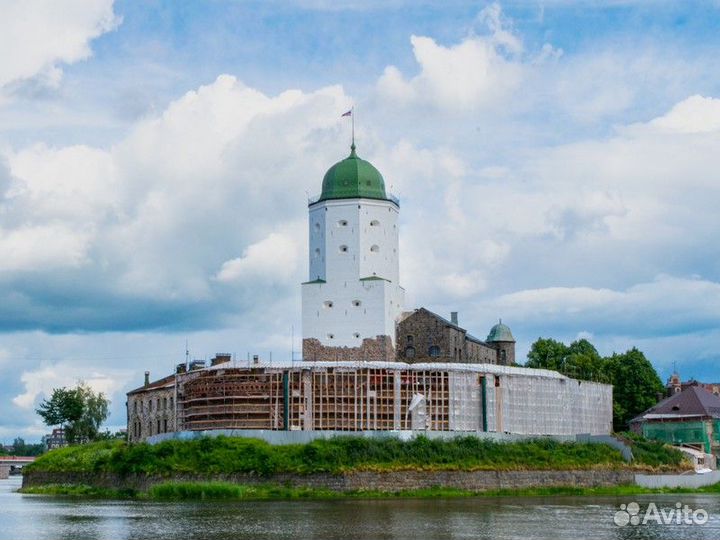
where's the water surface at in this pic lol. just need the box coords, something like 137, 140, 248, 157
3, 477, 719, 539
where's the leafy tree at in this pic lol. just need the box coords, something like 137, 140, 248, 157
604, 348, 664, 432
36, 383, 110, 444
526, 338, 569, 372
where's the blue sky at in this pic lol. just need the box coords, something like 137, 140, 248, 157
1, 0, 719, 441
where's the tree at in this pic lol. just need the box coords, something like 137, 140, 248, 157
36, 383, 110, 444
526, 338, 569, 372
604, 348, 664, 432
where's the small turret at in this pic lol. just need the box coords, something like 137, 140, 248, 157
487, 319, 515, 366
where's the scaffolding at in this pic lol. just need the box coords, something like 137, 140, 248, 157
175, 361, 613, 436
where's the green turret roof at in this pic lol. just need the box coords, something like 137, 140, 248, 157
319, 144, 388, 202
487, 320, 515, 342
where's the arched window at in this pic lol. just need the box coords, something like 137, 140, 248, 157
405, 346, 416, 359
428, 346, 440, 357
500, 350, 507, 363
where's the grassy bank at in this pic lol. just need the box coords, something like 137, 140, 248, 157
21, 480, 720, 501
24, 435, 686, 477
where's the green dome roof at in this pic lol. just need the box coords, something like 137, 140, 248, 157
487, 321, 515, 342
319, 144, 388, 202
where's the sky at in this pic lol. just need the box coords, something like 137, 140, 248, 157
1, 0, 719, 442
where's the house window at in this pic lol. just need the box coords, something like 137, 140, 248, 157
405, 346, 416, 359
406, 335, 414, 345
157, 419, 161, 433
164, 419, 168, 433
428, 346, 440, 357
133, 401, 137, 413
170, 397, 174, 409
149, 400, 152, 412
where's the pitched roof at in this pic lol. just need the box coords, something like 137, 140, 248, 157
127, 374, 176, 395
632, 386, 720, 422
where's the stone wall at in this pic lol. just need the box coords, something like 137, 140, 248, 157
23, 468, 635, 493
302, 336, 395, 362
397, 309, 499, 364
127, 385, 176, 443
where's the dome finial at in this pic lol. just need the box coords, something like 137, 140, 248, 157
350, 141, 356, 157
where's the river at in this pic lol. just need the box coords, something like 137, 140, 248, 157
2, 477, 719, 539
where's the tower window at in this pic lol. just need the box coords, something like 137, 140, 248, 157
407, 335, 414, 345
323, 301, 334, 308
370, 245, 379, 253
352, 300, 361, 307
370, 220, 380, 226
338, 220, 348, 227
405, 346, 415, 359
429, 346, 440, 357
339, 245, 348, 253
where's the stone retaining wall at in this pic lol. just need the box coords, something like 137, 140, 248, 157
22, 469, 635, 493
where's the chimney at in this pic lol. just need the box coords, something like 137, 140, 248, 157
450, 312, 458, 326
144, 371, 150, 387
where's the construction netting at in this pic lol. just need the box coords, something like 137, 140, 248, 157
642, 421, 711, 453
176, 362, 613, 436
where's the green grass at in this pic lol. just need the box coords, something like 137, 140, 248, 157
26, 435, 678, 478
617, 432, 687, 468
21, 481, 720, 501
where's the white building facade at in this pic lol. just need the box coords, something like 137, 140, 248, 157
302, 144, 405, 360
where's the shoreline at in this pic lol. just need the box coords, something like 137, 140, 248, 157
19, 481, 720, 501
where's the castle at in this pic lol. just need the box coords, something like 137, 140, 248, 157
126, 142, 612, 443
301, 143, 514, 364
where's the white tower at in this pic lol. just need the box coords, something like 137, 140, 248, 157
302, 143, 404, 360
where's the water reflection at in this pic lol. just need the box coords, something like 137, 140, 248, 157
2, 478, 718, 540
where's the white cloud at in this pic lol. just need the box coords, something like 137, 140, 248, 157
490, 275, 720, 334
216, 232, 300, 284
0, 0, 120, 101
644, 95, 720, 134
377, 5, 523, 111
13, 361, 133, 409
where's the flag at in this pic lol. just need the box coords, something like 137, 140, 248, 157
341, 109, 352, 117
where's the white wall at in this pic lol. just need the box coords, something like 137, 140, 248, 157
303, 197, 404, 347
